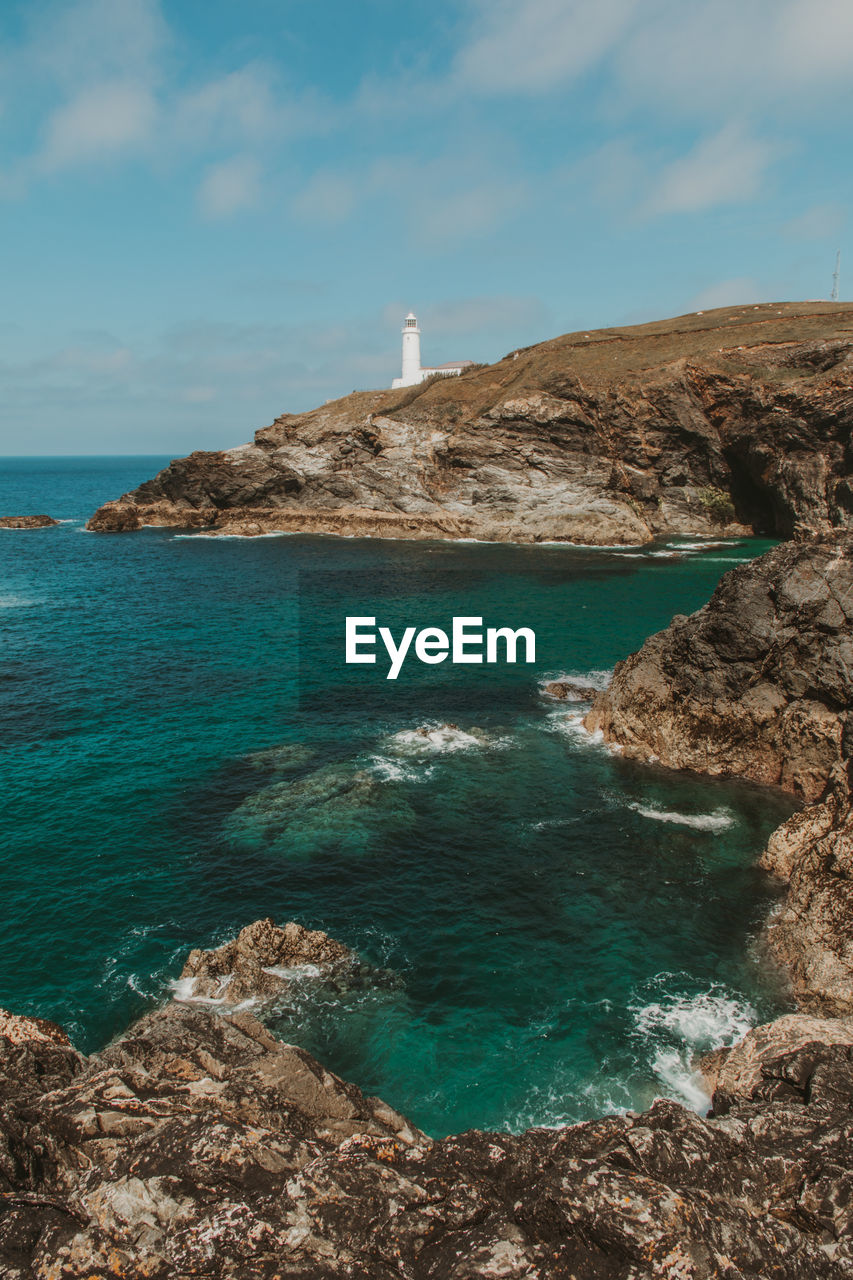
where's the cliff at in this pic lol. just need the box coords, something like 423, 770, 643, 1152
4, 919, 853, 1279
585, 533, 853, 803
87, 301, 853, 543
586, 535, 853, 1018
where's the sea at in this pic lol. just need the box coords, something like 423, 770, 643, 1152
0, 456, 796, 1137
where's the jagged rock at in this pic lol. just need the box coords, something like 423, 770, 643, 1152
708, 1012, 853, 1105
177, 918, 356, 1005
86, 303, 853, 543
585, 534, 853, 801
542, 679, 600, 701
0, 1010, 71, 1047
3, 977, 853, 1277
0, 515, 58, 529
760, 766, 853, 1014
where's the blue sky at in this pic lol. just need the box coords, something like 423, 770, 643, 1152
1, 0, 851, 454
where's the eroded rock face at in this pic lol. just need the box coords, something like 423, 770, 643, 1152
86, 303, 853, 543
0, 515, 58, 529
3, 983, 853, 1278
585, 534, 853, 801
759, 766, 853, 1015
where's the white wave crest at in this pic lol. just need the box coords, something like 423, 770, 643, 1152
665, 540, 740, 551
634, 987, 756, 1048
0, 593, 39, 608
628, 802, 734, 831
543, 709, 622, 754
368, 755, 435, 783
631, 983, 757, 1112
540, 668, 613, 692
387, 724, 490, 754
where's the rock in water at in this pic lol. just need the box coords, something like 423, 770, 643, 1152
585, 534, 853, 801
86, 304, 853, 543
177, 917, 355, 1004
542, 679, 601, 701
0, 514, 58, 529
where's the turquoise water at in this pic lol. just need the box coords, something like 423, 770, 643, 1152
1, 458, 795, 1136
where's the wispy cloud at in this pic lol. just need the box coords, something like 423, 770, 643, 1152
688, 278, 769, 310
783, 203, 846, 241
454, 0, 639, 93
198, 156, 262, 219
646, 126, 780, 215
37, 82, 157, 171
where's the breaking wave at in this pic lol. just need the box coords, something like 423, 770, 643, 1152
628, 802, 735, 831
630, 978, 757, 1111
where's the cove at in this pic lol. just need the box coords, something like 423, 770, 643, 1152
0, 457, 797, 1138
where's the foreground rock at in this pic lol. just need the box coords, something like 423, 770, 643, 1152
0, 514, 58, 529
87, 302, 853, 543
585, 533, 853, 802
4, 925, 853, 1279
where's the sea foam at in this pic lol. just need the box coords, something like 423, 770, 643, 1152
628, 802, 735, 831
631, 981, 757, 1112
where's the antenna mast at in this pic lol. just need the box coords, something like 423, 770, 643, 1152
831, 249, 841, 302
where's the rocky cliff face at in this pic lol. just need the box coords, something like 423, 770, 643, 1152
87, 302, 853, 543
4, 921, 853, 1279
585, 534, 853, 1021
585, 533, 853, 803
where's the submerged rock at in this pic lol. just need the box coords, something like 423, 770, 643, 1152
241, 742, 317, 774
0, 514, 58, 529
225, 761, 417, 857
3, 924, 853, 1278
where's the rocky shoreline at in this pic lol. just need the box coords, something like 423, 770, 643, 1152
3, 541, 853, 1275
585, 533, 853, 1016
86, 302, 853, 546
3, 915, 853, 1278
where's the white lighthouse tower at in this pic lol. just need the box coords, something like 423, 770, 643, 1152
399, 313, 421, 386
391, 312, 474, 389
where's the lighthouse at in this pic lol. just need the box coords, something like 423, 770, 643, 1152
391, 312, 474, 389
400, 313, 421, 385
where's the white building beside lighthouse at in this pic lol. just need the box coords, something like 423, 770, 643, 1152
391, 313, 474, 388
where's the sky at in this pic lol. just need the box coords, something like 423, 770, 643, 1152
1, 0, 851, 455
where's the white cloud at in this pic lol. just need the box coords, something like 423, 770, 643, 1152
448, 0, 853, 117
619, 0, 853, 114
37, 82, 157, 170
688, 278, 769, 310
783, 203, 846, 241
414, 177, 527, 245
291, 173, 359, 224
24, 0, 168, 91
197, 156, 262, 218
455, 0, 639, 93
646, 126, 778, 215
175, 68, 279, 146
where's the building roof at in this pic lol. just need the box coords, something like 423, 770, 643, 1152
423, 360, 476, 371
